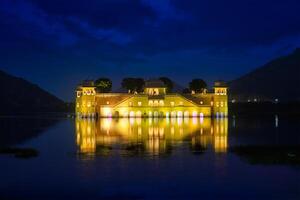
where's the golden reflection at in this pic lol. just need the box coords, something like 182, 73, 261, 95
76, 117, 228, 156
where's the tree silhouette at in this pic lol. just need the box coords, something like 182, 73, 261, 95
121, 78, 145, 93
159, 77, 173, 93
189, 79, 207, 93
95, 78, 112, 93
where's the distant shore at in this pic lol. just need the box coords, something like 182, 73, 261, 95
229, 102, 300, 116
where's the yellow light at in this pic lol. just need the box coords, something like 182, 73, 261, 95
192, 111, 197, 117
129, 111, 135, 118
103, 107, 112, 117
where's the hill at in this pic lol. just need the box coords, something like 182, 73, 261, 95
0, 70, 68, 115
229, 48, 300, 102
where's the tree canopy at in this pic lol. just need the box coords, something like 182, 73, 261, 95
159, 77, 173, 93
189, 79, 207, 93
121, 78, 145, 93
95, 78, 112, 93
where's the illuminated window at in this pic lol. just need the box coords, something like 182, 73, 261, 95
171, 111, 176, 118
129, 111, 135, 117
87, 102, 91, 107
184, 111, 189, 117
76, 103, 79, 108
159, 100, 164, 106
200, 101, 203, 104
170, 102, 174, 106
129, 102, 133, 106
192, 111, 197, 117
106, 101, 110, 105
154, 100, 158, 106
148, 100, 153, 106
221, 101, 223, 107
136, 111, 142, 117
166, 112, 169, 118
177, 111, 183, 117
216, 102, 219, 107
138, 102, 142, 106
211, 101, 214, 106
179, 101, 183, 105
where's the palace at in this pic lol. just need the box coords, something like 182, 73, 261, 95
75, 79, 228, 118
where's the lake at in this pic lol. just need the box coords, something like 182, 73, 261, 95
0, 116, 299, 199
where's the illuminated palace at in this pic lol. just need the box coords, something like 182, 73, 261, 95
75, 79, 228, 118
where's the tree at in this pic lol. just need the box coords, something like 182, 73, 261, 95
121, 78, 145, 93
159, 77, 173, 93
189, 79, 207, 93
95, 78, 112, 93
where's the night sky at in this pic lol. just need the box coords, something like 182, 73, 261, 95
0, 0, 300, 101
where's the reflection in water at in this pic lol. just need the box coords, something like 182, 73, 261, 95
0, 118, 60, 147
76, 117, 228, 157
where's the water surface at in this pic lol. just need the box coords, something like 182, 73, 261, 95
0, 116, 299, 199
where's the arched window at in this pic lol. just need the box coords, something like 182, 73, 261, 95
171, 111, 176, 118
184, 111, 189, 118
148, 100, 153, 106
192, 111, 197, 117
136, 111, 142, 117
159, 100, 164, 106
177, 111, 183, 118
129, 111, 135, 118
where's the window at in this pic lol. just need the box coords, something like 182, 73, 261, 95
129, 102, 133, 106
179, 101, 183, 105
138, 102, 142, 106
192, 111, 197, 117
159, 100, 164, 106
129, 111, 135, 117
106, 101, 110, 105
170, 102, 175, 106
200, 101, 203, 104
154, 100, 158, 106
148, 100, 153, 106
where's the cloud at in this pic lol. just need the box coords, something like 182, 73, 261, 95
0, 0, 78, 46
141, 0, 188, 21
67, 17, 132, 45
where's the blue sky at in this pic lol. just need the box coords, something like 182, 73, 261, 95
0, 0, 299, 101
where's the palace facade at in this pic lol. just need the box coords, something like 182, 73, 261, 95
75, 79, 228, 118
